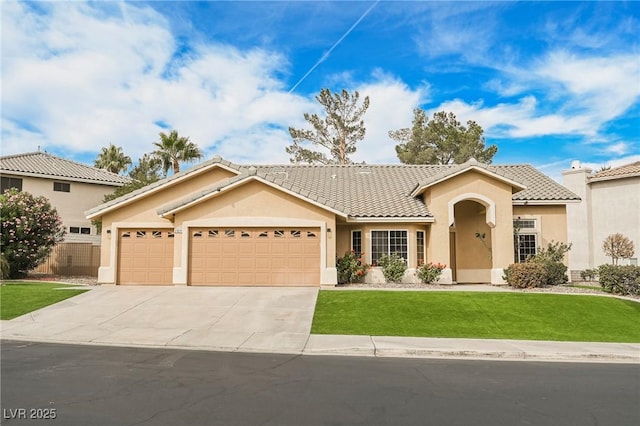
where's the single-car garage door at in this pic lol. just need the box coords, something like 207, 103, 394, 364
189, 227, 320, 286
118, 229, 174, 285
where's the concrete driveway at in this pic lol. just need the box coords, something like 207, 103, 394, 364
0, 286, 319, 354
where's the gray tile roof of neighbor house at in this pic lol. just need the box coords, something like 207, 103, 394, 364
589, 161, 640, 182
0, 152, 131, 186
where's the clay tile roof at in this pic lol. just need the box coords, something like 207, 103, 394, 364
91, 156, 581, 220
0, 151, 131, 185
589, 161, 640, 182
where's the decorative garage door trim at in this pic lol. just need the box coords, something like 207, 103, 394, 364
188, 227, 320, 286
174, 218, 332, 285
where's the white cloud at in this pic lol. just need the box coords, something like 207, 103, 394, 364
354, 72, 429, 163
0, 1, 317, 164
431, 50, 640, 145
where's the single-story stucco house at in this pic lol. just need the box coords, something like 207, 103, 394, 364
85, 156, 580, 287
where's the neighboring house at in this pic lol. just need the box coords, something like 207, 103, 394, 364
562, 161, 640, 279
1, 151, 130, 275
86, 156, 579, 287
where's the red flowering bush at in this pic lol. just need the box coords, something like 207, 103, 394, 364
416, 262, 446, 284
1, 189, 64, 278
337, 251, 371, 284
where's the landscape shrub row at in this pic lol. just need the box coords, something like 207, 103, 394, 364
597, 264, 640, 296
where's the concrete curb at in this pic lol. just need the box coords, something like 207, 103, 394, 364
2, 335, 638, 363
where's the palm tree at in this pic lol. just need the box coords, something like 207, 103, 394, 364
94, 144, 132, 174
152, 130, 204, 175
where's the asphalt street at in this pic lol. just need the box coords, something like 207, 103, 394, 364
1, 340, 639, 426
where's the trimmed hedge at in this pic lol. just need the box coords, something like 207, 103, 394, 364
598, 264, 640, 296
503, 262, 548, 288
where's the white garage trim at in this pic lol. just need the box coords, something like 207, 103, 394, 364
175, 217, 335, 285
98, 221, 173, 284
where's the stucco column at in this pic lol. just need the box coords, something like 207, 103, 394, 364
490, 204, 514, 285
429, 221, 452, 284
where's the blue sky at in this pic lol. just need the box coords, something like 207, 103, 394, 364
2, 1, 639, 180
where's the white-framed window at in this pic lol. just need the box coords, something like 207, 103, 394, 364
514, 217, 539, 262
53, 182, 71, 192
370, 230, 408, 265
351, 230, 362, 257
416, 230, 426, 265
69, 226, 91, 235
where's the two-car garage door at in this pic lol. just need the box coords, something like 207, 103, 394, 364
189, 227, 320, 286
117, 227, 321, 286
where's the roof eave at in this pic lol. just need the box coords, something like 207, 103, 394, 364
512, 199, 581, 205
0, 169, 129, 186
588, 174, 640, 183
346, 216, 435, 223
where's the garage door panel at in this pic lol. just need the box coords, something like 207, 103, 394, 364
189, 227, 320, 286
118, 228, 173, 285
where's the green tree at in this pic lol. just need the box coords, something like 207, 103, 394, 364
1, 189, 64, 278
94, 144, 132, 174
102, 154, 163, 203
129, 153, 163, 183
153, 130, 204, 175
390, 109, 498, 164
286, 88, 370, 165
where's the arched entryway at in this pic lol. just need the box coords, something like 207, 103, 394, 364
449, 197, 495, 283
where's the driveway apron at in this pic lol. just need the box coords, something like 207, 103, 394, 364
0, 286, 319, 354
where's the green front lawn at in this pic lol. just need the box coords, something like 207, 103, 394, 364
311, 291, 640, 343
0, 281, 88, 320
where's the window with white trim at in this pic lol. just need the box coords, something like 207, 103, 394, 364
514, 218, 538, 262
416, 231, 425, 265
351, 230, 362, 257
371, 230, 408, 265
69, 226, 91, 235
515, 234, 537, 262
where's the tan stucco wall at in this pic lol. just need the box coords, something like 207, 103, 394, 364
424, 170, 515, 284
8, 174, 117, 244
174, 180, 337, 269
96, 168, 339, 285
96, 166, 237, 281
513, 205, 567, 251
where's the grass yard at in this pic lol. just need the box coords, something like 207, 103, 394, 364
0, 281, 88, 320
311, 291, 640, 343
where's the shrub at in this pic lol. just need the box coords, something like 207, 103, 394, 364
580, 268, 598, 282
378, 253, 407, 283
416, 262, 446, 284
0, 253, 9, 280
529, 241, 571, 286
336, 251, 371, 284
503, 262, 548, 288
597, 264, 640, 296
0, 189, 64, 278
